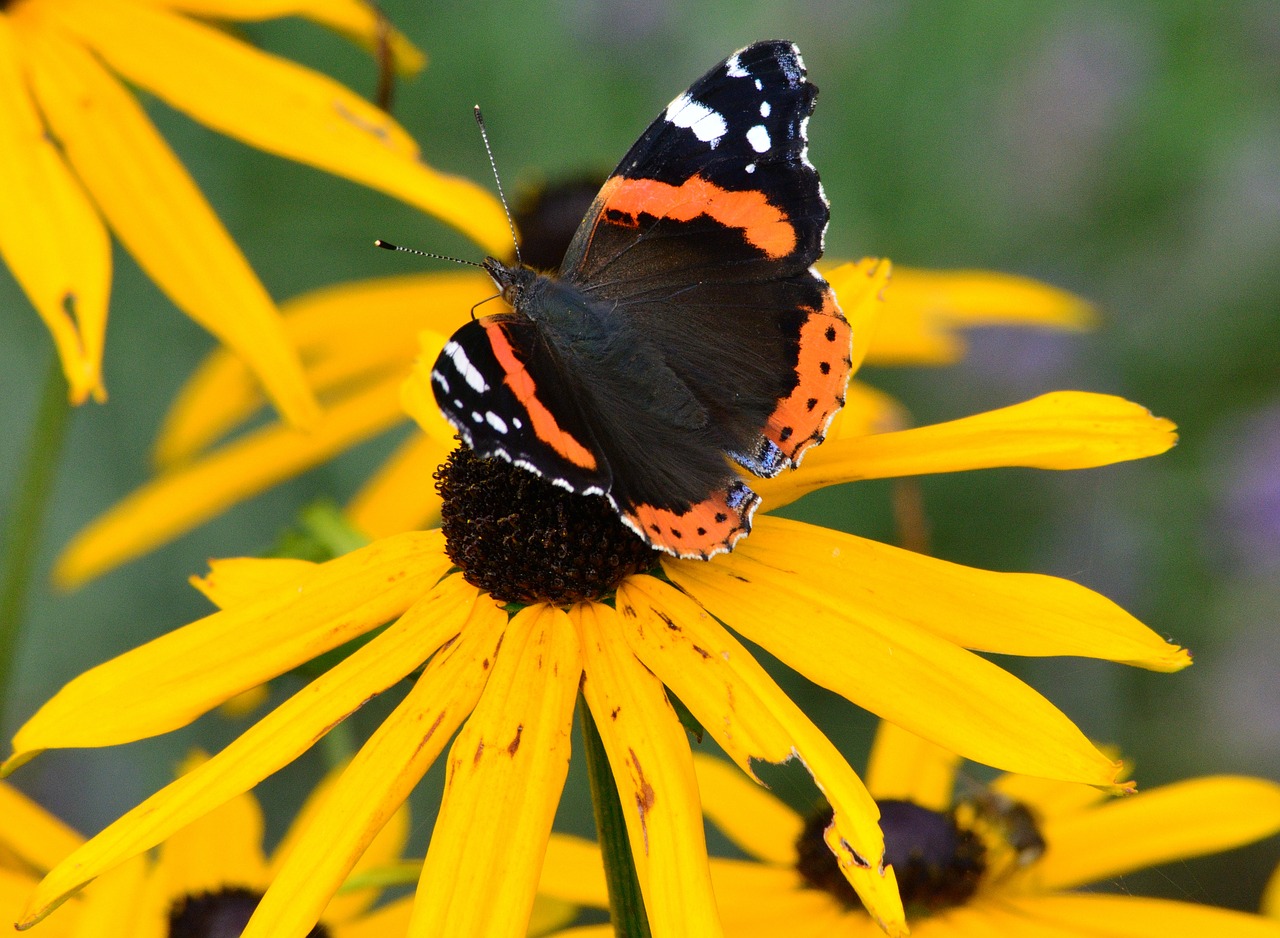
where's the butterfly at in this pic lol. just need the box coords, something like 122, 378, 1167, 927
430, 40, 849, 559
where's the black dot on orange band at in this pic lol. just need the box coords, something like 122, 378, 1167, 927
819, 361, 831, 375
825, 325, 837, 341
714, 512, 728, 523
780, 426, 793, 442
671, 528, 683, 539
697, 527, 707, 536
806, 397, 818, 410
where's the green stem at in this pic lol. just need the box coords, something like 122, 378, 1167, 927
0, 352, 71, 727
579, 695, 651, 938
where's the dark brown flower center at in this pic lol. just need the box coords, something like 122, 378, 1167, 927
796, 800, 988, 916
168, 887, 331, 938
437, 446, 660, 604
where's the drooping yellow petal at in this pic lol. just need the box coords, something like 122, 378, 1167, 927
1024, 776, 1280, 892
752, 516, 1187, 670
15, 571, 473, 929
827, 258, 891, 377
758, 392, 1177, 511
54, 376, 404, 589
154, 272, 485, 468
2, 869, 75, 938
538, 835, 608, 907
345, 432, 450, 538
0, 18, 109, 404
190, 557, 320, 610
56, 0, 510, 255
864, 720, 961, 812
665, 522, 1126, 789
152, 780, 269, 901
10, 531, 449, 768
0, 782, 84, 874
617, 576, 905, 935
865, 267, 1095, 367
16, 20, 317, 427
689, 753, 804, 866
243, 593, 507, 938
574, 602, 724, 938
411, 604, 581, 938
997, 893, 1280, 938
331, 896, 414, 938
133, 0, 425, 74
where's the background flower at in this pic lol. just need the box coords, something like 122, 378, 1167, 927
2, 1, 1276, 917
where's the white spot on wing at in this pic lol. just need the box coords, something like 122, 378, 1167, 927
485, 411, 508, 433
443, 341, 489, 393
754, 78, 763, 90
747, 125, 771, 153
512, 416, 523, 429
745, 163, 756, 174
760, 101, 771, 117
471, 411, 484, 423
726, 54, 749, 78
431, 370, 450, 393
665, 93, 727, 146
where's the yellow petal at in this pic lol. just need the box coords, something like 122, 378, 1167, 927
190, 557, 320, 610
538, 835, 608, 907
710, 861, 861, 937
410, 605, 582, 938
10, 531, 449, 766
865, 267, 1096, 367
54, 377, 404, 589
58, 0, 510, 255
573, 602, 724, 938
617, 576, 905, 935
827, 258, 891, 377
133, 0, 425, 74
0, 782, 84, 874
526, 896, 579, 937
154, 272, 484, 468
824, 381, 910, 442
402, 330, 463, 446
153, 780, 269, 900
755, 516, 1187, 671
18, 20, 317, 427
2, 868, 76, 938
64, 855, 153, 938
331, 896, 414, 938
689, 753, 804, 866
242, 592, 507, 938
988, 772, 1110, 820
1025, 776, 1280, 892
757, 391, 1177, 511
864, 721, 961, 812
15, 571, 474, 929
0, 18, 109, 404
665, 521, 1126, 789
999, 893, 1280, 938
1264, 861, 1280, 918
345, 432, 450, 538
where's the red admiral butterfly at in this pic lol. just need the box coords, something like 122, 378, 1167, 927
431, 40, 849, 559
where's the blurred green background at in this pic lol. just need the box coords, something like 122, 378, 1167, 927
2, 0, 1278, 916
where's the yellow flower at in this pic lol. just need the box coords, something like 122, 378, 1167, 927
0, 0, 509, 415
53, 176, 1095, 588
5, 258, 1183, 938
541, 722, 1280, 938
0, 769, 576, 937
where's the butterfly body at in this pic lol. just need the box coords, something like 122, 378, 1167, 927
433, 41, 851, 559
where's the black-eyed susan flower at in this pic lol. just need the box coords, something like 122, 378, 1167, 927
0, 0, 509, 415
0, 768, 576, 936
6, 257, 1185, 938
53, 175, 1096, 587
541, 721, 1280, 938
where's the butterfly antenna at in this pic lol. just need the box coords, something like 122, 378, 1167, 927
373, 240, 487, 268
474, 105, 523, 266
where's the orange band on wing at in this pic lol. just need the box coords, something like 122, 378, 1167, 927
599, 175, 797, 259
486, 324, 599, 471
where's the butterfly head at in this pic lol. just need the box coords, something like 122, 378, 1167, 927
480, 256, 541, 311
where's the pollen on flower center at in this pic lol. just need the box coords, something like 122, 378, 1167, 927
167, 886, 332, 938
796, 800, 987, 916
436, 446, 660, 604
